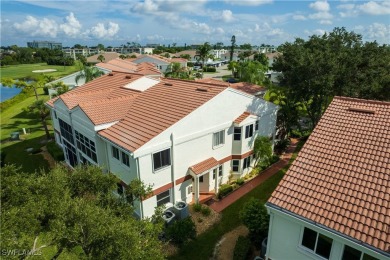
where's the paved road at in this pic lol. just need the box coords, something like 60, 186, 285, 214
202, 64, 232, 81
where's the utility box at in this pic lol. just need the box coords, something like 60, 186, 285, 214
172, 201, 189, 220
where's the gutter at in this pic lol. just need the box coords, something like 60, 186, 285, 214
265, 202, 390, 258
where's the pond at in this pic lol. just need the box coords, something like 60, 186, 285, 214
0, 84, 22, 102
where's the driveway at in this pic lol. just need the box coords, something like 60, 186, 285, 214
202, 64, 232, 81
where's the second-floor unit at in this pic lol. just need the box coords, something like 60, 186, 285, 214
46, 72, 278, 218
27, 40, 62, 50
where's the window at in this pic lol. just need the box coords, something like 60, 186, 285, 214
199, 176, 204, 182
213, 169, 216, 179
232, 160, 239, 172
112, 146, 119, 160
75, 131, 97, 163
342, 245, 379, 260
243, 156, 251, 169
153, 149, 171, 171
59, 118, 74, 143
255, 120, 259, 131
301, 227, 333, 259
156, 190, 170, 206
213, 130, 225, 147
121, 151, 130, 167
54, 111, 57, 119
218, 165, 223, 177
245, 124, 253, 138
187, 186, 193, 195
234, 127, 242, 141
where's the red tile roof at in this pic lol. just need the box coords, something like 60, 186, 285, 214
196, 78, 265, 96
190, 157, 219, 175
98, 79, 227, 152
268, 96, 390, 253
234, 112, 251, 124
86, 52, 120, 63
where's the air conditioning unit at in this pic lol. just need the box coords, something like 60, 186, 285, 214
172, 201, 189, 220
162, 210, 176, 226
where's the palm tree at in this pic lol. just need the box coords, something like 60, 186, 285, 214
75, 66, 104, 85
195, 42, 212, 71
97, 54, 105, 62
27, 99, 51, 140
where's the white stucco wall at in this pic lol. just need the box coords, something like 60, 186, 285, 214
266, 207, 387, 260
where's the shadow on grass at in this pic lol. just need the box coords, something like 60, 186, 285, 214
11, 109, 39, 120
1, 135, 50, 173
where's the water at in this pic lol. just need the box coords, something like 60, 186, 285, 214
0, 85, 22, 102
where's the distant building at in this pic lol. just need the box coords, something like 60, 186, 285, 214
146, 43, 161, 48
27, 41, 62, 50
63, 48, 100, 59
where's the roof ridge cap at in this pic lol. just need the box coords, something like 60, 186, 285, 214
334, 96, 390, 106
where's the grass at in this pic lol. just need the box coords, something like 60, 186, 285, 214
170, 139, 305, 260
0, 62, 82, 80
1, 87, 52, 173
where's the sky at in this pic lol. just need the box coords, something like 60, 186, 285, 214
1, 0, 389, 48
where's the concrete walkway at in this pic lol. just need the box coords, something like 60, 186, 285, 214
202, 64, 232, 80
209, 139, 299, 212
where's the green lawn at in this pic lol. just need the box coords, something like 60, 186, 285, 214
0, 62, 82, 80
170, 140, 305, 260
1, 87, 52, 173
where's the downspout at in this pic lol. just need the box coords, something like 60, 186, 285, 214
135, 157, 144, 219
103, 138, 111, 173
170, 133, 176, 203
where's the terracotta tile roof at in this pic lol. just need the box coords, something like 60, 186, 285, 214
98, 79, 227, 152
196, 78, 265, 96
230, 82, 265, 95
189, 157, 219, 175
268, 96, 390, 253
46, 72, 144, 110
78, 96, 137, 125
234, 112, 251, 124
86, 52, 120, 63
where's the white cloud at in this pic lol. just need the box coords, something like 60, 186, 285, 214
131, 0, 159, 13
292, 14, 307, 21
89, 22, 120, 38
367, 23, 390, 39
14, 15, 58, 37
224, 0, 273, 6
309, 0, 330, 12
304, 29, 327, 36
221, 10, 235, 22
59, 12, 82, 37
358, 1, 390, 15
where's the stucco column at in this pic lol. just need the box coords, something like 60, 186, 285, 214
214, 169, 219, 193
195, 176, 199, 204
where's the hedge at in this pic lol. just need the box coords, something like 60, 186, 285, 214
46, 141, 65, 161
203, 66, 216, 72
233, 236, 251, 260
217, 184, 233, 199
165, 217, 196, 246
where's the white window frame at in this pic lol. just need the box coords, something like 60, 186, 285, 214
232, 160, 239, 172
245, 124, 254, 139
300, 227, 333, 260
156, 189, 171, 206
112, 146, 120, 160
152, 148, 171, 172
121, 151, 130, 167
213, 130, 225, 148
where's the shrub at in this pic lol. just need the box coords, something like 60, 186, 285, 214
46, 141, 65, 161
203, 66, 216, 72
217, 184, 233, 199
233, 236, 251, 260
201, 206, 211, 216
187, 62, 194, 67
274, 138, 290, 154
269, 155, 280, 164
165, 217, 196, 245
43, 86, 49, 95
236, 178, 245, 186
239, 198, 269, 247
192, 203, 202, 212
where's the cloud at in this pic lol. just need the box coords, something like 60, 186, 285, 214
292, 14, 307, 21
358, 1, 390, 15
304, 29, 327, 36
224, 0, 273, 6
221, 10, 235, 22
89, 22, 120, 38
366, 23, 390, 39
59, 12, 82, 37
132, 0, 159, 13
309, 0, 330, 12
14, 16, 58, 37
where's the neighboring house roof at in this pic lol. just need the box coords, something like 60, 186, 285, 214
268, 96, 390, 254
99, 79, 227, 152
95, 59, 161, 76
87, 52, 120, 63
265, 52, 281, 59
189, 157, 219, 175
131, 54, 170, 64
174, 50, 197, 57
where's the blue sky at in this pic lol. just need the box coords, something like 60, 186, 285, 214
1, 0, 389, 47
